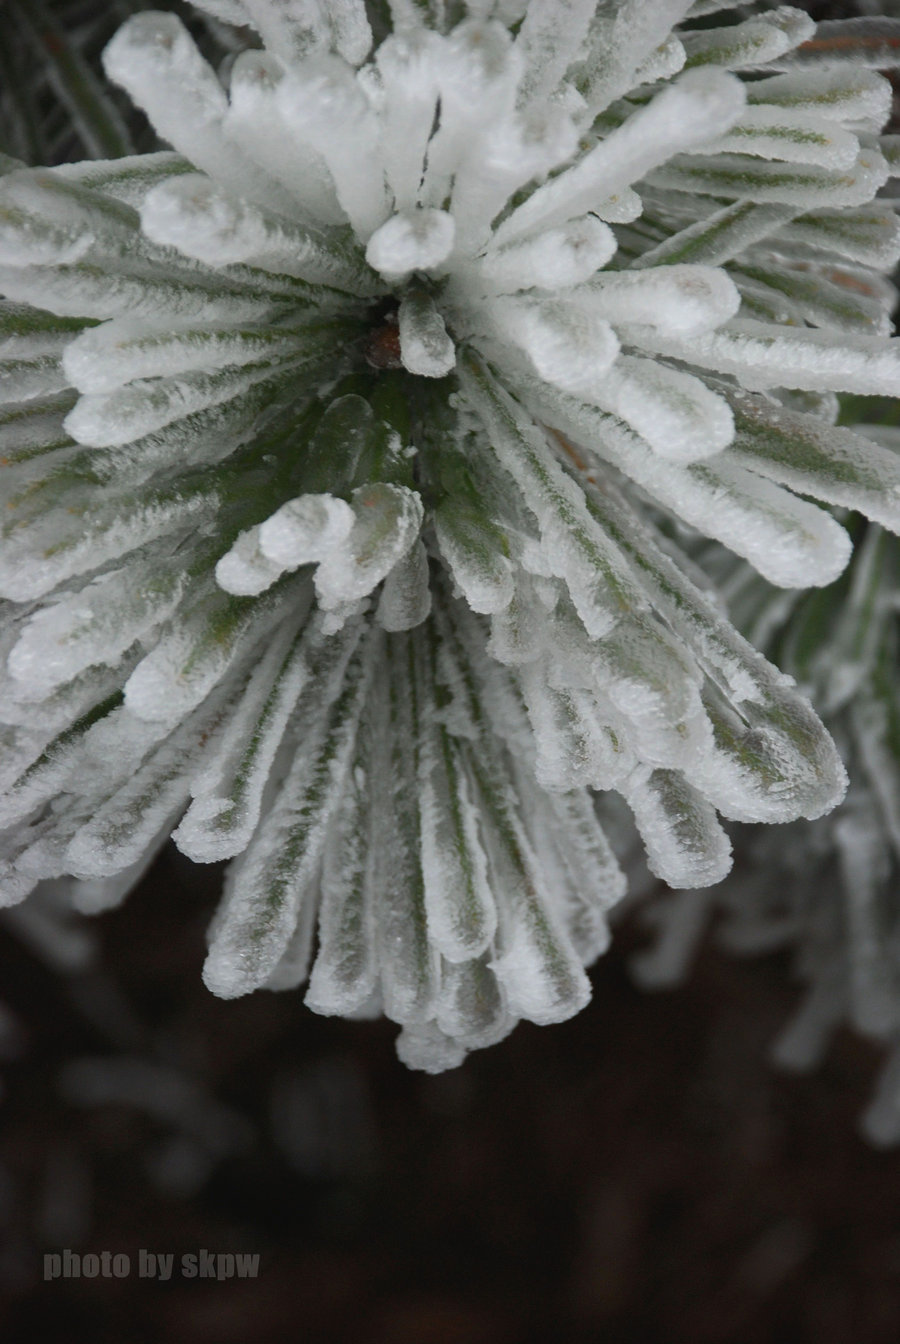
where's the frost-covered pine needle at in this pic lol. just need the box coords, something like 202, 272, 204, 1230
3, 0, 900, 1071
634, 512, 900, 1146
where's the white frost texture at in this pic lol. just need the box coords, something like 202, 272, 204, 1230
2, 0, 900, 1072
632, 519, 900, 1145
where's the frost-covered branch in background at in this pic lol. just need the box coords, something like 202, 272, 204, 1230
633, 499, 900, 1146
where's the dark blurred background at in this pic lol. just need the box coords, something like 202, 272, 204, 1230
2, 847, 900, 1344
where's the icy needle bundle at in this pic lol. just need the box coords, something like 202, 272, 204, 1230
634, 513, 900, 1145
2, 0, 900, 1070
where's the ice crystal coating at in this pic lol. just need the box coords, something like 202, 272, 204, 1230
632, 512, 900, 1145
3, 0, 900, 1071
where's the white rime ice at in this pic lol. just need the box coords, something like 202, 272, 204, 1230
633, 523, 900, 1146
2, 0, 900, 1074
